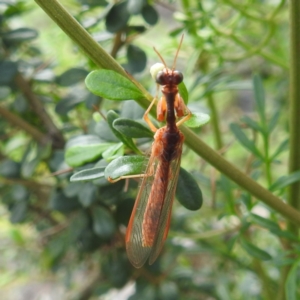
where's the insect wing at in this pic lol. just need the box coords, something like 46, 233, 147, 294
148, 142, 183, 264
125, 154, 159, 268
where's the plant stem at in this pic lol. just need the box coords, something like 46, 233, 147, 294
0, 105, 47, 144
14, 73, 65, 148
288, 0, 300, 231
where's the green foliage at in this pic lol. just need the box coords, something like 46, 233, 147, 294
0, 0, 299, 299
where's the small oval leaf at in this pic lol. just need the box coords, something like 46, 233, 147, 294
70, 167, 105, 182
56, 68, 89, 86
10, 201, 28, 223
184, 112, 210, 128
126, 44, 147, 74
65, 143, 114, 167
113, 118, 153, 138
107, 110, 141, 154
104, 155, 145, 180
141, 4, 159, 25
92, 206, 116, 239
105, 2, 130, 33
3, 27, 38, 43
127, 0, 146, 14
85, 70, 144, 100
102, 142, 124, 161
0, 60, 18, 85
78, 182, 97, 207
176, 168, 203, 210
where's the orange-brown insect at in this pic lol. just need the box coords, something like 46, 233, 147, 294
125, 36, 191, 268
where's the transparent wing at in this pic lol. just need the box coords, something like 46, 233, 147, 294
125, 153, 159, 268
148, 142, 183, 265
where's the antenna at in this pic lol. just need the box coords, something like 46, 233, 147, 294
153, 47, 167, 69
153, 34, 184, 70
172, 34, 184, 70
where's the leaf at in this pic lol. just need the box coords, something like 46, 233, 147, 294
94, 120, 119, 142
268, 110, 280, 134
141, 4, 159, 25
105, 2, 130, 33
121, 100, 144, 119
78, 0, 107, 7
3, 27, 38, 43
98, 180, 125, 205
0, 159, 20, 178
269, 170, 300, 192
64, 182, 84, 197
106, 110, 141, 153
230, 123, 263, 159
271, 229, 299, 242
113, 118, 153, 138
49, 190, 81, 213
56, 68, 88, 86
126, 44, 147, 74
70, 167, 105, 182
104, 155, 145, 180
0, 60, 18, 85
127, 0, 147, 15
158, 281, 179, 300
239, 238, 272, 261
253, 74, 266, 125
249, 213, 280, 231
0, 86, 11, 100
55, 94, 84, 115
240, 115, 264, 133
92, 206, 116, 239
102, 143, 124, 161
85, 70, 143, 100
270, 139, 289, 161
178, 82, 189, 104
176, 168, 203, 211
13, 94, 28, 113
184, 112, 210, 128
10, 201, 27, 223
65, 143, 114, 167
78, 182, 97, 207
65, 135, 114, 167
285, 259, 300, 300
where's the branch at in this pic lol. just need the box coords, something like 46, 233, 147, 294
288, 0, 300, 229
0, 105, 48, 144
14, 73, 65, 149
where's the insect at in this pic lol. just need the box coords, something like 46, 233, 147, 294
124, 35, 191, 268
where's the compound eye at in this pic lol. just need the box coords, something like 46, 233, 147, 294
155, 70, 167, 85
173, 70, 183, 85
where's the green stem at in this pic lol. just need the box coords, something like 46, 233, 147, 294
206, 93, 223, 150
288, 0, 300, 231
263, 134, 272, 186
34, 0, 300, 227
